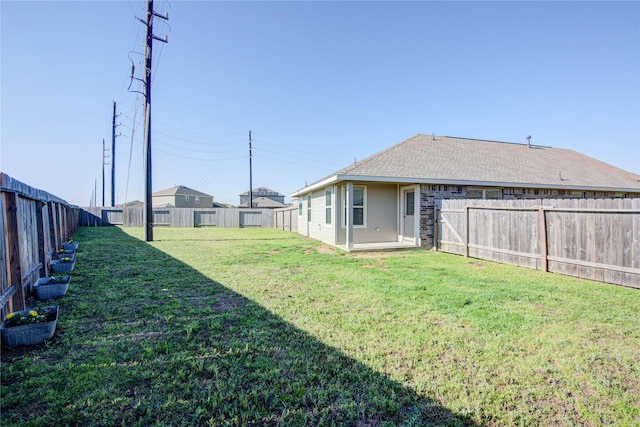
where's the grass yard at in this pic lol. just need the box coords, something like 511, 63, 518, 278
1, 227, 639, 426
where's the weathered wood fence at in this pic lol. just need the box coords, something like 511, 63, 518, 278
80, 206, 275, 228
1, 173, 79, 317
436, 198, 640, 289
273, 206, 298, 232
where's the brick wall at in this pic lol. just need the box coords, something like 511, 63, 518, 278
419, 185, 466, 248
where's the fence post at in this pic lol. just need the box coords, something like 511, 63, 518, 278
3, 192, 25, 311
47, 202, 57, 254
539, 207, 548, 272
463, 205, 469, 258
433, 206, 439, 251
36, 201, 47, 278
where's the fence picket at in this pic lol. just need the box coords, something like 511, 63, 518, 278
438, 198, 640, 289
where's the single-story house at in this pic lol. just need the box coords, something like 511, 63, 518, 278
118, 200, 144, 208
291, 134, 640, 251
153, 185, 214, 208
240, 196, 288, 209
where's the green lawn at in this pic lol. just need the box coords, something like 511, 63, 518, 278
2, 227, 639, 426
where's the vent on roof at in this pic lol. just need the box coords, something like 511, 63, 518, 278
526, 135, 531, 148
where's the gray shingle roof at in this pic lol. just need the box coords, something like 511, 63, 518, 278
296, 134, 640, 193
153, 185, 213, 198
241, 197, 287, 208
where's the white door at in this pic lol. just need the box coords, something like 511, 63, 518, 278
401, 187, 415, 241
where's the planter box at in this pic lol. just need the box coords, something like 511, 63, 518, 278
58, 249, 75, 257
51, 259, 75, 273
63, 242, 79, 251
1, 306, 59, 348
34, 276, 71, 300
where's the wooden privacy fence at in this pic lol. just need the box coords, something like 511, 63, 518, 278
273, 206, 298, 232
1, 173, 79, 316
80, 206, 275, 228
436, 198, 640, 289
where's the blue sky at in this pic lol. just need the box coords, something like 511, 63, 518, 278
1, 1, 639, 206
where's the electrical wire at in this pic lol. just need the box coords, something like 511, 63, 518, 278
119, 123, 245, 154
254, 153, 342, 171
123, 94, 143, 206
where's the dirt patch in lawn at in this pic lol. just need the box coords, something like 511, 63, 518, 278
212, 293, 247, 311
315, 245, 337, 255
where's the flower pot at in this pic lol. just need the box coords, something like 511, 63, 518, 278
63, 241, 79, 251
1, 306, 58, 348
58, 249, 75, 257
34, 276, 71, 300
51, 258, 75, 273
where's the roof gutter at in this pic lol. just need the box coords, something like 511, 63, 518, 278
290, 174, 640, 197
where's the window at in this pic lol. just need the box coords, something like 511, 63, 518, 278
467, 187, 502, 200
405, 191, 415, 216
325, 187, 333, 225
342, 185, 366, 227
195, 196, 200, 205
298, 198, 303, 216
307, 194, 312, 222
185, 195, 190, 201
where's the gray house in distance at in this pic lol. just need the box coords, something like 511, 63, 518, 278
153, 185, 214, 208
291, 134, 640, 251
239, 187, 286, 208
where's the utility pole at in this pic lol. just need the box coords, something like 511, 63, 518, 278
111, 101, 117, 206
249, 130, 253, 209
102, 138, 107, 206
140, 0, 168, 242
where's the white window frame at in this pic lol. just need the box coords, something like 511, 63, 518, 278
325, 186, 333, 226
298, 198, 303, 216
185, 195, 190, 201
467, 187, 502, 200
307, 194, 312, 223
195, 196, 200, 205
341, 185, 366, 228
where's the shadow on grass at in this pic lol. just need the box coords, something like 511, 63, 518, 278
2, 227, 478, 426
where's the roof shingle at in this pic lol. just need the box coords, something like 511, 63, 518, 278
323, 134, 640, 191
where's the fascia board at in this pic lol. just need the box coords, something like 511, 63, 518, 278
291, 173, 640, 197
334, 175, 640, 193
290, 175, 339, 197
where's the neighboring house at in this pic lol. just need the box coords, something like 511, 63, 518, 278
153, 185, 214, 208
291, 134, 640, 251
213, 201, 235, 208
242, 196, 288, 209
118, 200, 144, 208
239, 187, 286, 208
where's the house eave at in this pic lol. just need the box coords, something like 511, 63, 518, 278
291, 174, 640, 195
290, 175, 340, 197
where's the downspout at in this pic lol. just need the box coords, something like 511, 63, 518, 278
346, 182, 353, 250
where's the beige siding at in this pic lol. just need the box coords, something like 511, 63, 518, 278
336, 182, 399, 245
298, 187, 337, 245
298, 182, 404, 246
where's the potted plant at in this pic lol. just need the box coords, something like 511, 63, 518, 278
0, 306, 59, 348
57, 248, 75, 257
34, 275, 71, 300
63, 239, 79, 251
51, 256, 75, 273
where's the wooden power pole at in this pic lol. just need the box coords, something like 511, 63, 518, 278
141, 0, 168, 242
111, 101, 117, 207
